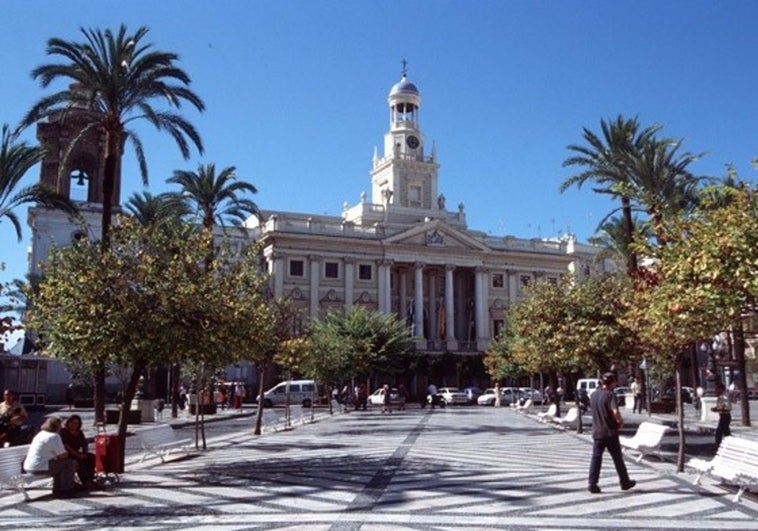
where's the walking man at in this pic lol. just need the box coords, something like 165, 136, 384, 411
630, 378, 642, 414
587, 372, 636, 494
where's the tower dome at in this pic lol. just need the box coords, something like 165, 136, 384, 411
389, 74, 419, 97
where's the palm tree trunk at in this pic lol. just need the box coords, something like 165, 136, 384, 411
621, 196, 638, 274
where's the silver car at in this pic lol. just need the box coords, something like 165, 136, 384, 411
438, 387, 469, 406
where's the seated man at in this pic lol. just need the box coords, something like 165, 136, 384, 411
0, 389, 33, 446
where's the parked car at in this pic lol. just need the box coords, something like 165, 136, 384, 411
477, 387, 520, 406
438, 387, 469, 406
462, 387, 483, 404
368, 387, 403, 406
519, 387, 545, 405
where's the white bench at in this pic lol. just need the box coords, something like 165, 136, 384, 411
0, 445, 39, 501
511, 399, 533, 414
137, 424, 193, 463
619, 421, 668, 462
552, 406, 579, 430
687, 436, 758, 502
536, 403, 557, 423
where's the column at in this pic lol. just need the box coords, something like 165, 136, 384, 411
309, 256, 320, 320
344, 258, 355, 311
507, 269, 518, 303
270, 252, 284, 299
413, 263, 425, 338
377, 260, 392, 313
475, 267, 487, 342
445, 265, 457, 348
400, 269, 409, 322
428, 271, 437, 341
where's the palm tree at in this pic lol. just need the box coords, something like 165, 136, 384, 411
1, 124, 76, 241
124, 191, 189, 231
166, 163, 259, 231
623, 137, 706, 246
560, 115, 660, 274
24, 25, 205, 423
24, 25, 205, 249
588, 215, 651, 267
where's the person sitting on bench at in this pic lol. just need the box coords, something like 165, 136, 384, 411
23, 416, 79, 498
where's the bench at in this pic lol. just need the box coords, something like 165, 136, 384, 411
137, 424, 193, 463
687, 436, 758, 502
552, 406, 579, 430
511, 399, 533, 414
619, 421, 668, 462
0, 445, 38, 501
536, 403, 557, 423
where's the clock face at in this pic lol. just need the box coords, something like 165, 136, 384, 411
406, 135, 420, 149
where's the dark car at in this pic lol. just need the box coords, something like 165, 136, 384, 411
462, 387, 483, 405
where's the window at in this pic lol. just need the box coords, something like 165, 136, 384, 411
358, 264, 373, 281
325, 261, 339, 279
289, 259, 304, 277
492, 273, 504, 288
519, 275, 531, 288
494, 320, 505, 339
409, 184, 422, 207
547, 276, 558, 286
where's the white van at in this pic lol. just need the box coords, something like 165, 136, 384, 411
262, 380, 316, 408
577, 378, 600, 397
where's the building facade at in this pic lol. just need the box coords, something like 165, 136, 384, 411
246, 71, 607, 369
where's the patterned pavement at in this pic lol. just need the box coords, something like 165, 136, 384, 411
2, 406, 758, 530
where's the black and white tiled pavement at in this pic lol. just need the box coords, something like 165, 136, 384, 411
2, 406, 758, 530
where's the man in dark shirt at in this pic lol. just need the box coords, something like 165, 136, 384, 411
587, 372, 636, 494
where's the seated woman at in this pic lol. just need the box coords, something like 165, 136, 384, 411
60, 414, 97, 489
23, 416, 79, 498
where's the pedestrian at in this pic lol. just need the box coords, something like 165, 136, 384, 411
711, 381, 732, 447
382, 384, 392, 414
630, 378, 642, 414
587, 372, 636, 494
427, 382, 438, 409
398, 384, 407, 411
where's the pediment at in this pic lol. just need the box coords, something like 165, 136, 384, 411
384, 219, 490, 251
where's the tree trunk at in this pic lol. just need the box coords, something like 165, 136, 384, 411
732, 322, 751, 427
621, 196, 638, 274
116, 361, 146, 473
253, 361, 267, 436
675, 359, 686, 473
93, 365, 106, 426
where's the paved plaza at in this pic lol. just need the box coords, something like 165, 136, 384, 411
2, 405, 758, 530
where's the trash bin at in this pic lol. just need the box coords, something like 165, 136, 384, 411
95, 433, 123, 476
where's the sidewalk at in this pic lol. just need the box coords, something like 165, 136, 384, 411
2, 405, 758, 530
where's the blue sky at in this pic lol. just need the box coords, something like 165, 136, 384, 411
3, 1, 758, 294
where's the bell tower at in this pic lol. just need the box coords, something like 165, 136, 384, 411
27, 103, 115, 275
371, 62, 439, 211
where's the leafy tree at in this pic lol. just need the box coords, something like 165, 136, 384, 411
29, 217, 254, 466
1, 123, 76, 241
25, 24, 205, 423
588, 215, 651, 267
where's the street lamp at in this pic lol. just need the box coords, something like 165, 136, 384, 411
639, 358, 651, 416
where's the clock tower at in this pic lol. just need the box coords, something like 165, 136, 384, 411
371, 64, 439, 212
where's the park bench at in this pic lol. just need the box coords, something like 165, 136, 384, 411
552, 406, 579, 430
513, 399, 533, 414
536, 403, 557, 423
687, 436, 758, 502
137, 424, 193, 463
619, 421, 668, 462
0, 445, 40, 501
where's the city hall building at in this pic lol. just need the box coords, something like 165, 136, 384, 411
27, 70, 607, 393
